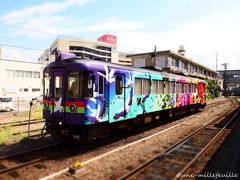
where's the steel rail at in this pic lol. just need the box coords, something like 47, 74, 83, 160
119, 99, 237, 180
0, 142, 62, 174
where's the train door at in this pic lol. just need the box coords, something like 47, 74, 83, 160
52, 69, 65, 121
96, 74, 108, 122
109, 73, 125, 122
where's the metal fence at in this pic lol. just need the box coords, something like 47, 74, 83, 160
12, 96, 43, 113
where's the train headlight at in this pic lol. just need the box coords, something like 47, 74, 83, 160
69, 104, 77, 113
44, 102, 49, 110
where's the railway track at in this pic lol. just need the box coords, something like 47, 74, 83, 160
205, 97, 234, 109
119, 99, 239, 180
39, 98, 236, 180
0, 98, 235, 179
0, 119, 44, 127
0, 142, 63, 178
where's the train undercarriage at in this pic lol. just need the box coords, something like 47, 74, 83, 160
44, 103, 206, 142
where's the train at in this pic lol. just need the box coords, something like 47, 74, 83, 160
42, 51, 207, 140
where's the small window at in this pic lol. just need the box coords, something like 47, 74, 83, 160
55, 76, 62, 98
32, 88, 40, 92
172, 59, 179, 67
24, 88, 28, 92
116, 75, 123, 95
44, 73, 50, 97
99, 76, 104, 95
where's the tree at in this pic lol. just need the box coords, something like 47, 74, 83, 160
205, 79, 221, 100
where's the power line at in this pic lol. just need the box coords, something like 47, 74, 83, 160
1, 23, 155, 52
0, 44, 44, 51
1, 23, 67, 37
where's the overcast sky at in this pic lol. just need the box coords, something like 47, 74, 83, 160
1, 0, 240, 70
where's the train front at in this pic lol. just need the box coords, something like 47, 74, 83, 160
42, 51, 96, 139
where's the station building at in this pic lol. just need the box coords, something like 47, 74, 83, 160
218, 70, 240, 96
38, 35, 132, 66
127, 46, 223, 90
0, 57, 45, 99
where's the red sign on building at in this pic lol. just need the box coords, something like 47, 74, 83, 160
97, 34, 117, 45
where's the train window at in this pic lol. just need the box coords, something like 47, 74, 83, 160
170, 81, 175, 93
164, 81, 170, 94
192, 84, 197, 93
68, 71, 92, 98
116, 75, 123, 95
54, 76, 62, 98
184, 84, 189, 93
177, 83, 183, 93
98, 76, 104, 95
68, 72, 79, 98
152, 80, 157, 94
135, 78, 142, 95
43, 73, 50, 97
152, 80, 164, 94
80, 71, 90, 98
142, 79, 150, 94
87, 75, 94, 98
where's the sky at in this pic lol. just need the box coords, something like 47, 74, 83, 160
0, 0, 240, 71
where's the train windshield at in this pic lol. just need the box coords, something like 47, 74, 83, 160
43, 72, 50, 97
68, 71, 93, 98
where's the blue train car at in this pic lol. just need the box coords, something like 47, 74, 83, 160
43, 52, 207, 140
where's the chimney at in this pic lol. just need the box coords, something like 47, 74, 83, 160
178, 45, 186, 56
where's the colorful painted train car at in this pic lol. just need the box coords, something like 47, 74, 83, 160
43, 52, 207, 140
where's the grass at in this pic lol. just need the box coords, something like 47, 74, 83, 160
0, 125, 13, 144
0, 107, 43, 145
15, 107, 43, 120
0, 126, 29, 145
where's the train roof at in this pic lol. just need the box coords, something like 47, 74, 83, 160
45, 58, 206, 83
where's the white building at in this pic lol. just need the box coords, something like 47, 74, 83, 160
0, 58, 45, 99
38, 36, 132, 66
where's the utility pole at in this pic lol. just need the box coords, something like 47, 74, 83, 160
222, 63, 229, 97
216, 54, 218, 71
153, 45, 157, 66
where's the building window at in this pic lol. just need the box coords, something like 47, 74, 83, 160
24, 88, 28, 92
182, 62, 187, 70
32, 88, 40, 92
5, 69, 40, 78
172, 59, 179, 67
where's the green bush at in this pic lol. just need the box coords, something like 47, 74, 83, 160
205, 79, 221, 100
